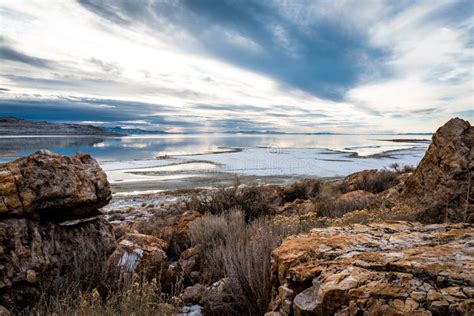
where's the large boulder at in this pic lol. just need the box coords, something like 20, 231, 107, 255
0, 217, 116, 309
0, 150, 111, 218
371, 118, 473, 223
0, 151, 116, 311
269, 221, 474, 315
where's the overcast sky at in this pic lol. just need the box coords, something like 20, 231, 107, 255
0, 0, 472, 133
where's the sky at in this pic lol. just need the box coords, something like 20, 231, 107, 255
0, 0, 472, 133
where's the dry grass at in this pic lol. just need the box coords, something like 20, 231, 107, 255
22, 240, 180, 316
188, 210, 280, 315
28, 275, 177, 316
314, 188, 372, 218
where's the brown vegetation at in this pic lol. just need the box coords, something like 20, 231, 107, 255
185, 178, 275, 221
188, 210, 279, 315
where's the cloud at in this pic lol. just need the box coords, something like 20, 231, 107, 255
0, 39, 52, 68
77, 0, 389, 100
0, 0, 471, 134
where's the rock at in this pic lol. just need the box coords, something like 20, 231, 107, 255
110, 233, 168, 274
269, 221, 474, 315
0, 217, 115, 310
0, 152, 116, 311
112, 223, 134, 240
178, 245, 202, 277
372, 118, 473, 223
176, 211, 202, 246
182, 284, 206, 303
0, 151, 111, 218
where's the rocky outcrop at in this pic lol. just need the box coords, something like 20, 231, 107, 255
0, 151, 116, 311
372, 118, 473, 223
268, 221, 473, 315
0, 150, 111, 218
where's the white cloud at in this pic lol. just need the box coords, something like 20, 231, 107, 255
0, 1, 471, 133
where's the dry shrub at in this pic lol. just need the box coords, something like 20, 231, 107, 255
188, 210, 280, 315
186, 179, 274, 221
282, 179, 322, 203
402, 164, 416, 173
350, 170, 400, 194
28, 275, 176, 316
389, 162, 416, 173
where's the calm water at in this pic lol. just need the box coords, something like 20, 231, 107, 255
0, 134, 432, 191
0, 134, 431, 163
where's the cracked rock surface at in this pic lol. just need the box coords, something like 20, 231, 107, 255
269, 221, 474, 315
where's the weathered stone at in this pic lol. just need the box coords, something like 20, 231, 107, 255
371, 118, 473, 223
269, 221, 473, 315
178, 245, 202, 277
0, 151, 117, 312
0, 151, 111, 218
0, 217, 115, 310
182, 284, 206, 303
110, 233, 168, 274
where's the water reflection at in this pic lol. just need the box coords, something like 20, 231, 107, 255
0, 134, 431, 163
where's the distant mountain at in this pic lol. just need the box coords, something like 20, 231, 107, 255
0, 118, 124, 136
102, 126, 168, 135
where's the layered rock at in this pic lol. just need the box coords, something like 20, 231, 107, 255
268, 221, 474, 315
371, 118, 473, 223
0, 151, 115, 311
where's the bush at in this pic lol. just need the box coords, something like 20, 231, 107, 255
352, 170, 399, 194
186, 179, 275, 221
282, 179, 322, 203
188, 210, 280, 315
389, 163, 415, 173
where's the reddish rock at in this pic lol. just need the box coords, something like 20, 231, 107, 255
371, 118, 473, 223
269, 221, 473, 315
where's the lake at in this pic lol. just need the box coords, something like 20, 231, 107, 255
0, 134, 431, 193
